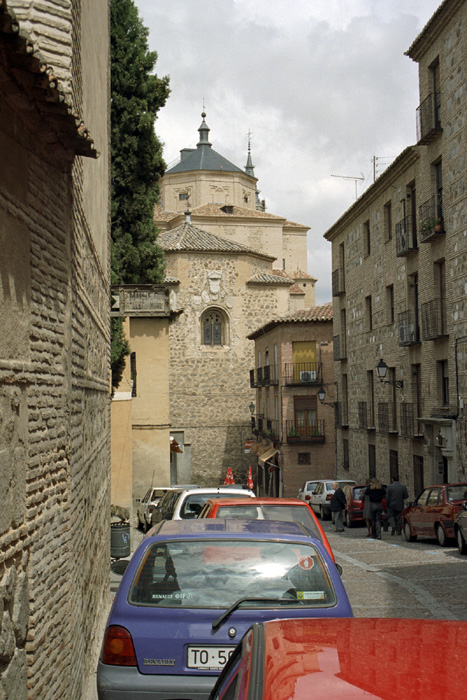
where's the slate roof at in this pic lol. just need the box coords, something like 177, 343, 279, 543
0, 2, 97, 158
167, 146, 245, 175
247, 303, 333, 339
158, 222, 275, 260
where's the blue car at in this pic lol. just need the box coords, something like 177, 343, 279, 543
97, 519, 352, 700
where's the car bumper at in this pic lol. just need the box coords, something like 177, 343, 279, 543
97, 662, 217, 700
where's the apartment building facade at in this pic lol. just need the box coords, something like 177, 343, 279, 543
325, 0, 467, 496
247, 305, 336, 497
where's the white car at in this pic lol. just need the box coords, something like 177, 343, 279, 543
151, 486, 255, 526
297, 481, 320, 503
307, 479, 356, 520
136, 485, 198, 531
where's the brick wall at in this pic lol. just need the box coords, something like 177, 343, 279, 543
0, 2, 110, 698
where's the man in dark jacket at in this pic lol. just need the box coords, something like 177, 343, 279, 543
330, 482, 347, 532
386, 475, 409, 535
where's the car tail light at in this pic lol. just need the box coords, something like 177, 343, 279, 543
101, 625, 137, 666
148, 505, 155, 513
305, 495, 311, 501
326, 494, 332, 501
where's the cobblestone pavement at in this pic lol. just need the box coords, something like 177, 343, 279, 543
322, 520, 467, 620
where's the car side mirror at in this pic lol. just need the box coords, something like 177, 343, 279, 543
135, 498, 141, 503
335, 563, 343, 576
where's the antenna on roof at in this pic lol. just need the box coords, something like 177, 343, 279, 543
331, 173, 365, 200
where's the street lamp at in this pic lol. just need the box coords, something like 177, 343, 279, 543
318, 386, 337, 408
376, 358, 404, 389
249, 402, 255, 415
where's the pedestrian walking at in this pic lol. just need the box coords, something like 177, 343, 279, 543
330, 482, 347, 532
386, 474, 409, 535
363, 478, 372, 537
364, 478, 386, 539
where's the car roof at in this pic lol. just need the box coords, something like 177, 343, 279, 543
256, 618, 467, 700
152, 518, 314, 540
206, 497, 309, 507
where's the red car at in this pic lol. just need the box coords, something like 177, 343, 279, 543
402, 482, 467, 546
209, 617, 467, 700
342, 483, 387, 528
199, 497, 335, 562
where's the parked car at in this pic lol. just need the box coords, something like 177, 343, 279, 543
97, 519, 353, 700
198, 496, 335, 562
453, 501, 467, 555
151, 487, 255, 527
342, 483, 387, 528
136, 485, 198, 532
209, 617, 467, 700
308, 479, 356, 520
402, 482, 467, 546
297, 480, 319, 502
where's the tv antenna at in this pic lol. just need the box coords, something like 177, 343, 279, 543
331, 173, 365, 200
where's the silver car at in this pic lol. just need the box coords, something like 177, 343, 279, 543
308, 479, 356, 520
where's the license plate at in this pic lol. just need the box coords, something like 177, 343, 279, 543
187, 645, 235, 670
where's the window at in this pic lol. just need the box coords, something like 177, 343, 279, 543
366, 296, 373, 331
367, 371, 375, 427
439, 360, 449, 406
179, 192, 189, 200
130, 352, 137, 397
294, 397, 317, 436
202, 309, 226, 346
434, 259, 446, 335
383, 201, 392, 242
386, 285, 394, 324
413, 455, 424, 497
368, 444, 376, 479
389, 450, 399, 481
298, 453, 310, 465
343, 439, 349, 470
363, 220, 370, 256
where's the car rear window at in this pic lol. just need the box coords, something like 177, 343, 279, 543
181, 493, 250, 518
128, 539, 336, 609
446, 484, 467, 502
352, 487, 365, 500
214, 505, 323, 543
152, 489, 168, 499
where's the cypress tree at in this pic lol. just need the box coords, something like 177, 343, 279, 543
110, 0, 170, 388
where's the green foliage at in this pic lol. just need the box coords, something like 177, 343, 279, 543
110, 0, 170, 284
110, 0, 170, 389
111, 317, 131, 390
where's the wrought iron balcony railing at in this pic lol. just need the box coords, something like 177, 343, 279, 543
285, 419, 325, 443
398, 309, 420, 346
284, 362, 321, 385
377, 402, 398, 434
419, 194, 444, 242
332, 267, 345, 296
416, 92, 442, 144
400, 403, 423, 438
421, 298, 447, 340
395, 215, 417, 256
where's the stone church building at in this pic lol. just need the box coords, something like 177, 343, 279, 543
154, 113, 316, 485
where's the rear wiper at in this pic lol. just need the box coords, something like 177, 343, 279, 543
211, 597, 291, 631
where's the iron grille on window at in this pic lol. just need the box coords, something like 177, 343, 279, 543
400, 403, 415, 437
419, 194, 444, 242
358, 402, 368, 429
421, 298, 445, 340
398, 309, 419, 346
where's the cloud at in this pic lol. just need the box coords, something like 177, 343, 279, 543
136, 0, 442, 303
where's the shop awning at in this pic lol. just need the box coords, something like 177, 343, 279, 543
258, 448, 278, 465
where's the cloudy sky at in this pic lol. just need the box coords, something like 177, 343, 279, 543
135, 0, 442, 303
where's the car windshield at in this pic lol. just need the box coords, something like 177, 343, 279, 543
446, 484, 467, 502
215, 505, 323, 543
180, 493, 249, 518
128, 538, 336, 609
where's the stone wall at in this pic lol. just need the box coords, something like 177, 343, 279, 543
0, 2, 110, 699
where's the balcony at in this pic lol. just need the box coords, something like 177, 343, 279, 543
416, 92, 442, 144
332, 267, 345, 296
252, 417, 280, 440
262, 364, 278, 386
397, 310, 420, 346
400, 403, 423, 438
419, 195, 444, 242
333, 335, 347, 361
284, 362, 321, 386
395, 215, 417, 256
285, 419, 325, 444
421, 298, 447, 340
377, 402, 398, 434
